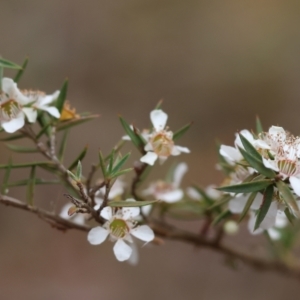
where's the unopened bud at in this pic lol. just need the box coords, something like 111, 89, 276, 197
224, 221, 239, 235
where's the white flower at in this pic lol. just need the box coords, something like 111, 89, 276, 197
143, 162, 188, 203
140, 109, 190, 165
0, 78, 31, 133
187, 185, 222, 201
59, 203, 87, 225
20, 89, 60, 123
87, 199, 155, 262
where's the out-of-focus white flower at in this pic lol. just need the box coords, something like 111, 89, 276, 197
0, 78, 31, 132
143, 162, 188, 203
87, 199, 155, 262
140, 110, 190, 165
59, 203, 87, 225
187, 185, 222, 201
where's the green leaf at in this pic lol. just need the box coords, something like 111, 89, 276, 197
154, 99, 163, 110
239, 134, 262, 161
173, 122, 193, 141
0, 134, 25, 141
76, 161, 82, 180
14, 57, 29, 83
254, 185, 274, 230
256, 116, 263, 134
119, 116, 145, 151
0, 58, 22, 69
206, 195, 231, 211
36, 123, 52, 139
0, 161, 54, 169
276, 181, 300, 217
238, 192, 257, 223
56, 79, 68, 113
239, 147, 276, 178
108, 149, 115, 174
212, 209, 232, 225
0, 66, 3, 93
68, 145, 88, 171
58, 129, 69, 161
98, 150, 107, 178
217, 179, 273, 193
67, 170, 78, 182
56, 114, 99, 131
109, 168, 133, 179
1, 157, 12, 194
26, 166, 36, 205
108, 200, 157, 207
284, 207, 295, 225
111, 153, 130, 175
6, 144, 38, 153
166, 201, 204, 220
37, 113, 52, 137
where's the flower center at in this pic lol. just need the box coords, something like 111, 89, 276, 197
109, 219, 129, 239
0, 99, 21, 121
278, 159, 297, 177
150, 131, 174, 156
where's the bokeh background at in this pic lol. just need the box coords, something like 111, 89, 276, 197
1, 0, 300, 299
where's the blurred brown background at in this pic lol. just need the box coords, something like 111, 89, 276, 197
1, 0, 300, 299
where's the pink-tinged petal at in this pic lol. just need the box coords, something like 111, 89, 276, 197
131, 225, 154, 242
259, 201, 277, 230
87, 226, 109, 245
39, 106, 60, 118
290, 176, 300, 196
1, 114, 25, 133
22, 107, 37, 123
173, 162, 188, 187
159, 189, 183, 203
150, 109, 168, 131
228, 196, 248, 213
262, 157, 279, 172
220, 145, 242, 163
113, 239, 132, 261
140, 152, 158, 165
175, 145, 190, 153
100, 206, 113, 220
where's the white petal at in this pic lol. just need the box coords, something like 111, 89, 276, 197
220, 145, 242, 163
122, 135, 131, 141
39, 91, 59, 105
235, 130, 254, 148
140, 152, 158, 165
290, 176, 300, 196
174, 145, 190, 153
87, 226, 109, 245
131, 225, 155, 242
206, 185, 222, 200
248, 212, 263, 235
171, 146, 181, 156
22, 107, 37, 123
141, 204, 152, 216
144, 142, 153, 151
275, 211, 288, 228
150, 109, 168, 131
158, 156, 168, 164
251, 193, 263, 210
186, 187, 201, 200
1, 113, 25, 133
100, 206, 113, 220
173, 163, 188, 187
262, 157, 279, 172
259, 201, 278, 230
228, 196, 248, 213
268, 228, 281, 240
269, 126, 286, 141
113, 239, 132, 261
122, 200, 140, 219
2, 78, 29, 105
40, 106, 60, 118
159, 189, 183, 203
253, 139, 270, 149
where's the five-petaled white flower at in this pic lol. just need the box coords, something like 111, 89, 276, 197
0, 78, 31, 133
87, 199, 155, 262
140, 109, 190, 165
143, 162, 188, 203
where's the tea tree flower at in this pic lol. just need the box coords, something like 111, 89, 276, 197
140, 109, 190, 165
143, 162, 188, 203
0, 78, 31, 132
87, 200, 155, 262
